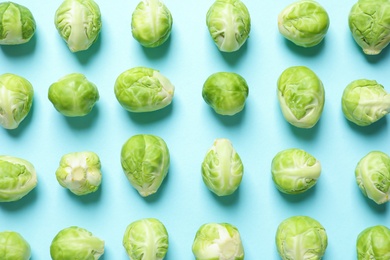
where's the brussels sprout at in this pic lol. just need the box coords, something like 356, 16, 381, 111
50, 226, 104, 260
206, 0, 251, 52
356, 225, 390, 259
342, 79, 390, 126
276, 216, 328, 260
131, 0, 173, 48
48, 73, 99, 117
54, 0, 102, 52
355, 151, 390, 204
0, 73, 33, 130
192, 222, 244, 260
278, 0, 330, 47
123, 218, 169, 260
0, 231, 31, 260
201, 138, 244, 196
0, 155, 37, 202
271, 148, 321, 194
121, 134, 170, 197
277, 66, 325, 128
202, 72, 249, 116
55, 151, 102, 196
0, 2, 35, 45
349, 0, 390, 55
114, 67, 174, 113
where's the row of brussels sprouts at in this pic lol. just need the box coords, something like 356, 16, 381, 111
2, 216, 390, 259
1, 63, 390, 131
1, 0, 390, 55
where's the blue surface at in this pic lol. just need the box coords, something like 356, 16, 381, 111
1, 0, 390, 259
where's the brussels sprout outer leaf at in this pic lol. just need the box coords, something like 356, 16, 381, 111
356, 225, 390, 259
0, 231, 31, 260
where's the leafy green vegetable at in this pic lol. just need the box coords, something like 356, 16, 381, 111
0, 73, 34, 129
121, 134, 170, 197
202, 138, 244, 196
342, 79, 390, 126
272, 148, 321, 194
131, 0, 173, 47
48, 73, 99, 117
278, 0, 329, 47
54, 0, 102, 52
202, 72, 249, 116
277, 66, 325, 128
55, 151, 102, 196
0, 2, 35, 45
349, 0, 390, 55
0, 231, 31, 260
355, 151, 390, 204
50, 226, 104, 260
356, 225, 390, 259
192, 222, 244, 260
123, 218, 169, 260
114, 67, 175, 112
206, 0, 251, 52
0, 155, 37, 202
276, 216, 328, 260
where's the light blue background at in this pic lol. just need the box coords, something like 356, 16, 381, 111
1, 0, 389, 259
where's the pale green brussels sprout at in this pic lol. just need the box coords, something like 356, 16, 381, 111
123, 218, 169, 260
55, 151, 102, 196
0, 231, 31, 260
121, 134, 170, 197
356, 225, 390, 259
271, 148, 321, 194
355, 151, 390, 204
276, 216, 328, 260
201, 138, 244, 196
114, 67, 175, 113
131, 0, 173, 48
206, 0, 251, 52
48, 73, 99, 117
342, 79, 390, 126
278, 0, 330, 47
0, 73, 33, 129
0, 2, 35, 45
0, 155, 37, 202
54, 0, 102, 52
50, 226, 104, 260
202, 72, 249, 116
192, 222, 244, 260
349, 0, 390, 55
277, 66, 325, 128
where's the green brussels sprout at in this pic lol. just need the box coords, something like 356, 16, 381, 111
123, 218, 169, 260
192, 222, 244, 260
54, 0, 102, 52
271, 148, 321, 194
276, 216, 328, 260
341, 79, 390, 126
278, 0, 330, 47
349, 0, 390, 55
131, 0, 173, 48
201, 138, 244, 196
55, 151, 102, 196
277, 66, 325, 128
355, 151, 390, 204
0, 231, 31, 260
114, 67, 175, 113
48, 73, 99, 117
0, 73, 34, 130
50, 226, 104, 260
121, 134, 170, 197
206, 0, 251, 52
356, 225, 390, 259
202, 72, 249, 116
0, 155, 37, 202
0, 2, 35, 45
